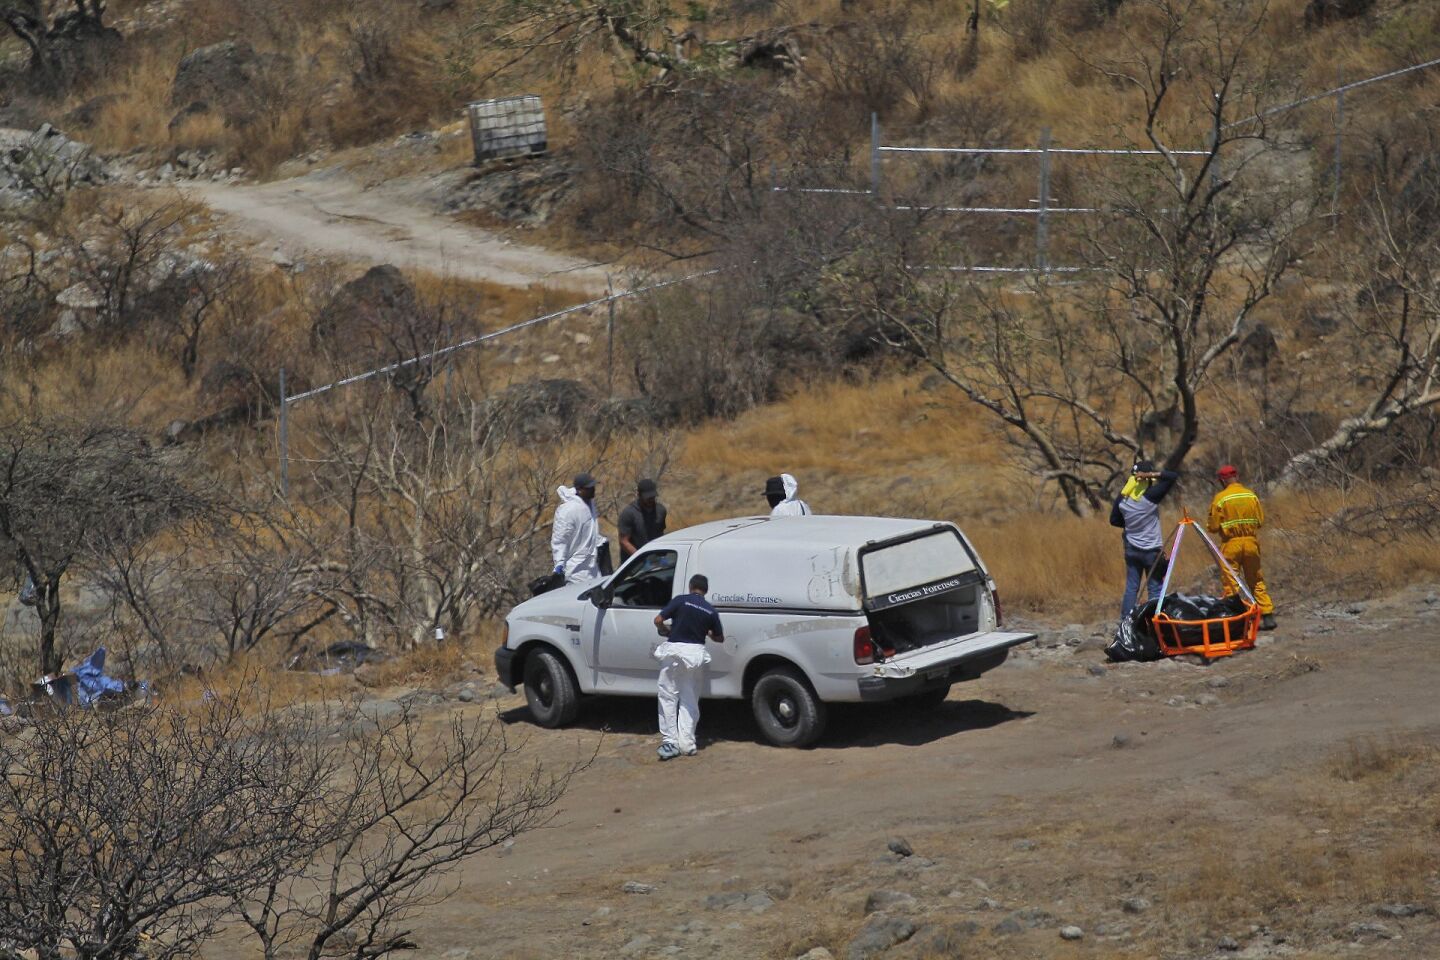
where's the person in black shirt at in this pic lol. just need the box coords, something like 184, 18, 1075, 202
618, 478, 668, 561
651, 574, 724, 760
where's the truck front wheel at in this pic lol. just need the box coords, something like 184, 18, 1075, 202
751, 668, 827, 748
523, 648, 579, 728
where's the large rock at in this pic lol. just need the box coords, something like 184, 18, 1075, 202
482, 378, 597, 442
312, 264, 420, 342
846, 916, 916, 960
0, 124, 110, 210
169, 41, 293, 127
483, 379, 665, 439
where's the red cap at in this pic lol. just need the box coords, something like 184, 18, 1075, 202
1217, 464, 1238, 480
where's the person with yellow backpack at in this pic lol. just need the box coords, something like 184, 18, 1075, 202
1207, 465, 1277, 630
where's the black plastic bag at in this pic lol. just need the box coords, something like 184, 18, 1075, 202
528, 571, 565, 596
1105, 593, 1248, 661
596, 540, 614, 577
1106, 599, 1163, 662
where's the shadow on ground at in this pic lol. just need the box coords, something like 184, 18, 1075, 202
501, 696, 1033, 749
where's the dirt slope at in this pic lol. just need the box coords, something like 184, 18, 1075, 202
183, 168, 614, 293
353, 588, 1440, 960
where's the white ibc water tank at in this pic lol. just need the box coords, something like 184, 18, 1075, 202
467, 95, 547, 163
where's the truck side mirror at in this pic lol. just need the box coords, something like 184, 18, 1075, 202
591, 589, 611, 609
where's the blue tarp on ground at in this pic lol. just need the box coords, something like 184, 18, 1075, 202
73, 647, 127, 706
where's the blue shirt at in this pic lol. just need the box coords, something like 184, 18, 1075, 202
659, 593, 723, 645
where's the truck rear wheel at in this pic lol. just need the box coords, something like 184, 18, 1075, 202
523, 648, 579, 728
751, 668, 826, 748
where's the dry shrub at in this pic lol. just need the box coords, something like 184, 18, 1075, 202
325, 18, 458, 148
996, 0, 1061, 60
68, 48, 174, 152
168, 110, 229, 154
810, 10, 945, 119
228, 105, 313, 177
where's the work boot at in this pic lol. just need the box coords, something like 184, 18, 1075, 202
1260, 614, 1277, 631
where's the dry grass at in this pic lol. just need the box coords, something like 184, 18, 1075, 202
1174, 736, 1440, 927
75, 48, 175, 152
1329, 736, 1439, 783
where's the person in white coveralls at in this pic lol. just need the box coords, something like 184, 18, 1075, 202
651, 574, 725, 760
765, 473, 811, 517
551, 472, 602, 584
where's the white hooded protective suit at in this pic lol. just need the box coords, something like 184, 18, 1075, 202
551, 486, 601, 583
769, 473, 812, 517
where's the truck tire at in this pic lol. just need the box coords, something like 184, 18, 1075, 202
751, 668, 827, 748
523, 648, 579, 728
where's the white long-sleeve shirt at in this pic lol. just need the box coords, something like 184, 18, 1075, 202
551, 486, 601, 583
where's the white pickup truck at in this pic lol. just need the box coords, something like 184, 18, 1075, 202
495, 515, 1034, 747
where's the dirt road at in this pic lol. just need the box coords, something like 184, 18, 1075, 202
396, 588, 1440, 960
184, 169, 613, 293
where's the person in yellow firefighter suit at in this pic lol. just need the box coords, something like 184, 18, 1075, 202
1207, 465, 1276, 630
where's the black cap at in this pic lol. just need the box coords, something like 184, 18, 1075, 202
637, 478, 657, 496
1132, 460, 1156, 474
764, 476, 785, 497
573, 472, 597, 489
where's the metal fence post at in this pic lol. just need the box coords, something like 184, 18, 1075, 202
870, 112, 882, 196
1036, 127, 1053, 274
278, 366, 289, 499
1332, 74, 1345, 226
606, 276, 616, 399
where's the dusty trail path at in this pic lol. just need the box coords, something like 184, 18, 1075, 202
395, 589, 1440, 960
184, 168, 613, 293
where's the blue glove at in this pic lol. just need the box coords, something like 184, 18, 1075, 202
554, 563, 564, 574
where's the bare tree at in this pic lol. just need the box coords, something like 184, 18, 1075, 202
0, 0, 117, 82
0, 420, 206, 675
861, 0, 1317, 514
0, 693, 337, 960
144, 253, 255, 383
83, 507, 324, 668
237, 705, 583, 960
1277, 172, 1440, 485
57, 198, 196, 335
0, 692, 582, 960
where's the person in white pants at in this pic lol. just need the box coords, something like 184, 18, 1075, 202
652, 574, 725, 760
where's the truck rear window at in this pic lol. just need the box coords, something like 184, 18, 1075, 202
860, 530, 975, 599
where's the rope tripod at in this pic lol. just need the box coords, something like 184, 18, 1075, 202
1145, 511, 1261, 659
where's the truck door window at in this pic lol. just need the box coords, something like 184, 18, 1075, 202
610, 550, 677, 608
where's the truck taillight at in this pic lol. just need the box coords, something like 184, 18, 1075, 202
992, 589, 1003, 627
854, 626, 876, 665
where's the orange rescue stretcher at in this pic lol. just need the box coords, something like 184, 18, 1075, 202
1148, 513, 1261, 660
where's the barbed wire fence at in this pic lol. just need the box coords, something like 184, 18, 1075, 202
273, 54, 1440, 492
275, 268, 722, 496
776, 55, 1440, 274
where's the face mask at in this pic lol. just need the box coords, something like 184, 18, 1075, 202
1121, 476, 1151, 500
